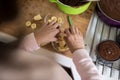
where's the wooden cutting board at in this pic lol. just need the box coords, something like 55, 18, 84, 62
0, 0, 96, 57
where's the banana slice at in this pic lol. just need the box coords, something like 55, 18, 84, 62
48, 19, 52, 23
51, 16, 57, 22
33, 14, 42, 21
40, 43, 47, 46
58, 17, 63, 24
31, 23, 37, 29
25, 21, 31, 27
58, 47, 65, 52
58, 47, 69, 52
59, 40, 66, 48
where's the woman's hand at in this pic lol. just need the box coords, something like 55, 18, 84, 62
65, 26, 85, 53
34, 21, 59, 45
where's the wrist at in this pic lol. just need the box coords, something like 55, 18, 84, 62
72, 48, 84, 53
34, 33, 48, 46
72, 45, 85, 53
34, 32, 42, 45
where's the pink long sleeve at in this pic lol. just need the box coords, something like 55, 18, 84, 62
73, 49, 103, 80
19, 33, 40, 52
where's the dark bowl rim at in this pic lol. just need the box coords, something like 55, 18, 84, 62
58, 0, 90, 7
97, 2, 120, 23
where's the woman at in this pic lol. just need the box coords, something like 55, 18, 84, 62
0, 0, 103, 80
0, 21, 103, 80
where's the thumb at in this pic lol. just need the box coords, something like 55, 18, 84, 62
51, 38, 57, 42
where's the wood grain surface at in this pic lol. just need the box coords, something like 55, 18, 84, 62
0, 0, 96, 57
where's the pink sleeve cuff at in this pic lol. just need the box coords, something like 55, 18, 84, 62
73, 49, 89, 58
20, 33, 40, 52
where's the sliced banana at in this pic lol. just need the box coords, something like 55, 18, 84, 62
64, 47, 69, 51
48, 19, 52, 23
59, 40, 66, 48
58, 47, 65, 52
40, 43, 47, 46
31, 23, 37, 29
58, 47, 68, 52
33, 14, 42, 21
25, 21, 31, 27
58, 17, 63, 24
51, 16, 57, 22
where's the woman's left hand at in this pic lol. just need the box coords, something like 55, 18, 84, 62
65, 26, 85, 53
34, 21, 60, 45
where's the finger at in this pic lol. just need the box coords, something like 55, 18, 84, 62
79, 31, 82, 36
51, 29, 59, 34
40, 24, 47, 30
51, 38, 57, 42
70, 26, 76, 34
52, 23, 59, 29
79, 32, 84, 39
65, 29, 71, 36
43, 23, 48, 27
55, 29, 60, 34
49, 21, 56, 26
75, 27, 79, 34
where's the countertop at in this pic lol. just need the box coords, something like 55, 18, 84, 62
0, 0, 96, 57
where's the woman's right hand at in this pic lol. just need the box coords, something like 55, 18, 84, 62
65, 26, 85, 53
34, 21, 59, 45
